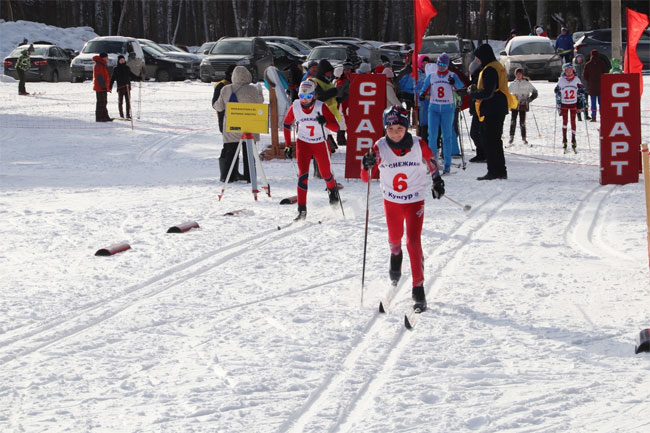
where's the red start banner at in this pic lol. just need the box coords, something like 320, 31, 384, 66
600, 73, 642, 185
344, 74, 386, 179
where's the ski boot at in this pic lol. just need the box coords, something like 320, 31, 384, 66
412, 285, 427, 313
562, 139, 568, 154
522, 138, 529, 146
294, 204, 307, 221
327, 185, 340, 206
337, 130, 347, 147
389, 252, 402, 286
508, 136, 514, 145
572, 137, 577, 154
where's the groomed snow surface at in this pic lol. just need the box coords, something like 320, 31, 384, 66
1, 69, 650, 432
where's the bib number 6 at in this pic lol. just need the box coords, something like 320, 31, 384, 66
393, 173, 408, 192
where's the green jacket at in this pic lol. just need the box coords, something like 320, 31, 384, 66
16, 50, 31, 72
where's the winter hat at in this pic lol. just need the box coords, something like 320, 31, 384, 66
342, 61, 354, 70
418, 55, 430, 70
562, 63, 574, 73
357, 63, 371, 74
437, 53, 450, 67
574, 53, 584, 64
117, 54, 125, 61
28, 44, 35, 53
100, 52, 108, 58
225, 64, 236, 82
298, 80, 316, 97
383, 105, 409, 129
333, 66, 343, 78
374, 64, 386, 74
307, 60, 318, 69
383, 68, 394, 79
474, 44, 496, 65
510, 28, 517, 34
535, 27, 544, 36
561, 26, 568, 32
514, 67, 524, 75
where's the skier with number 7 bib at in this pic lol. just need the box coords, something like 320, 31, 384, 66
360, 105, 445, 313
283, 80, 341, 221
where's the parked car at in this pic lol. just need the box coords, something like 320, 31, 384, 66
3, 43, 72, 82
71, 36, 146, 82
327, 39, 382, 68
319, 37, 365, 43
267, 42, 306, 71
159, 43, 187, 53
499, 36, 562, 81
379, 43, 412, 69
138, 39, 200, 78
200, 37, 273, 82
573, 27, 650, 70
142, 45, 193, 81
195, 41, 216, 56
304, 44, 361, 70
420, 35, 474, 75
260, 36, 312, 55
301, 39, 330, 49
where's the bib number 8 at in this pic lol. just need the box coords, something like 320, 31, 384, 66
393, 173, 408, 192
437, 86, 445, 98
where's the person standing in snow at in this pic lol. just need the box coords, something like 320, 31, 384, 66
214, 66, 264, 183
555, 27, 574, 63
469, 44, 518, 180
283, 80, 341, 221
334, 61, 354, 146
360, 105, 445, 313
211, 64, 237, 182
15, 44, 34, 96
506, 29, 518, 45
375, 64, 402, 109
93, 52, 112, 122
110, 55, 137, 120
418, 53, 464, 175
555, 63, 585, 152
310, 59, 342, 151
572, 53, 589, 120
508, 68, 538, 146
583, 49, 609, 122
535, 26, 548, 37
212, 64, 236, 134
467, 59, 487, 163
415, 55, 430, 144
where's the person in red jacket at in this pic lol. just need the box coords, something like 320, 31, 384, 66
360, 105, 445, 313
283, 80, 341, 221
93, 52, 112, 122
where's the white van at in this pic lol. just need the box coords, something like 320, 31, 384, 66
70, 36, 146, 82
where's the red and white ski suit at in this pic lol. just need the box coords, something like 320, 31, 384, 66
283, 100, 339, 206
361, 136, 439, 287
557, 75, 584, 141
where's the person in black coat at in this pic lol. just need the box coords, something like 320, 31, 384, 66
211, 64, 236, 134
469, 44, 509, 180
110, 55, 138, 119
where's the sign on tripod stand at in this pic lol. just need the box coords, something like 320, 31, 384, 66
226, 103, 269, 134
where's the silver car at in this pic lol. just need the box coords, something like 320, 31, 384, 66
499, 36, 562, 81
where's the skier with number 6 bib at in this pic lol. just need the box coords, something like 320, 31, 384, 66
283, 80, 341, 221
360, 105, 445, 313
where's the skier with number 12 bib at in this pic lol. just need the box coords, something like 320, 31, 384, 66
555, 63, 585, 153
361, 105, 445, 313
283, 80, 341, 221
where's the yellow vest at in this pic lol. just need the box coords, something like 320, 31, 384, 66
475, 60, 518, 122
309, 77, 342, 121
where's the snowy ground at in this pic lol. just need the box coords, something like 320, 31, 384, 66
1, 66, 650, 433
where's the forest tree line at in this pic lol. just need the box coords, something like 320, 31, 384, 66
2, 0, 648, 46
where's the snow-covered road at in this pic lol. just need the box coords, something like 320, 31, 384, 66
1, 77, 649, 433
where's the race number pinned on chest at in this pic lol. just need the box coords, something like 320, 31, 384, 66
226, 103, 269, 134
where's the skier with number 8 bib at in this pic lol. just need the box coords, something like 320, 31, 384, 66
555, 63, 585, 153
361, 105, 445, 313
283, 80, 341, 221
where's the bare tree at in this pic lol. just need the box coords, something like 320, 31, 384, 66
536, 0, 548, 32
231, 0, 241, 36
116, 0, 128, 35
380, 0, 390, 41
95, 0, 104, 35
172, 0, 183, 43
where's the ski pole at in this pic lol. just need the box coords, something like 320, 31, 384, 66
360, 165, 373, 308
444, 195, 471, 212
321, 123, 345, 218
531, 107, 541, 138
553, 105, 557, 153
583, 110, 591, 150
456, 109, 466, 170
137, 80, 142, 120
126, 84, 134, 130
460, 109, 474, 151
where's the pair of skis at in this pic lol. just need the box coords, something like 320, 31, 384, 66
377, 282, 424, 330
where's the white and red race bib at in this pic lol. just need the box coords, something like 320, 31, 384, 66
558, 76, 582, 104
377, 137, 428, 204
429, 74, 454, 105
293, 100, 327, 143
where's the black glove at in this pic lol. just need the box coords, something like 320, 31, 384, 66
316, 113, 327, 125
419, 93, 426, 101
530, 91, 538, 101
578, 87, 586, 95
432, 176, 445, 199
554, 86, 560, 95
448, 76, 455, 86
362, 151, 376, 170
284, 144, 293, 160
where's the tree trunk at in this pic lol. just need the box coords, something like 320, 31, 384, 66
116, 0, 128, 36
95, 0, 104, 35
578, 0, 592, 30
536, 0, 548, 34
172, 0, 183, 43
108, 0, 113, 34
380, 0, 389, 41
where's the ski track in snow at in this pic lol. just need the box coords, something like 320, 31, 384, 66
280, 177, 543, 433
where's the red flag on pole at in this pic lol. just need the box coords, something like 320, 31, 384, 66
412, 0, 437, 78
624, 8, 649, 94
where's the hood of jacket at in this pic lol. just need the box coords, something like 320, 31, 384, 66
231, 65, 252, 84
474, 44, 496, 65
418, 55, 430, 70
93, 55, 108, 66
